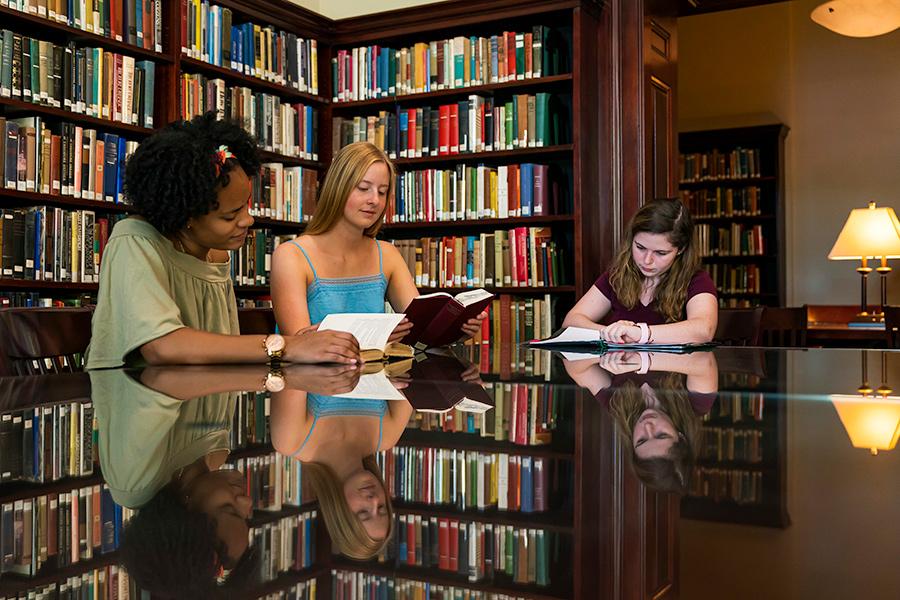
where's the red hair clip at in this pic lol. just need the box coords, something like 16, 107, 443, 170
213, 144, 235, 177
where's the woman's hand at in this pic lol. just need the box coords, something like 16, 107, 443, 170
600, 320, 641, 343
284, 330, 361, 364
460, 363, 485, 385
459, 310, 489, 341
388, 318, 414, 344
284, 363, 361, 395
598, 351, 641, 375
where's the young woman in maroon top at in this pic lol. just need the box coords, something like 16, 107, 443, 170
563, 199, 718, 344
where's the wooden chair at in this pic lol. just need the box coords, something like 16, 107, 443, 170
760, 306, 808, 347
715, 307, 764, 346
884, 305, 900, 349
0, 308, 94, 375
238, 307, 277, 335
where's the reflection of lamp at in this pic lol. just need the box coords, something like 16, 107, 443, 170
827, 202, 900, 322
811, 0, 900, 38
830, 351, 900, 455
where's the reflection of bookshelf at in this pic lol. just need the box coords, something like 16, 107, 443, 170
678, 124, 789, 308
680, 352, 790, 528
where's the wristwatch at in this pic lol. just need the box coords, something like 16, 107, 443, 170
263, 333, 286, 362
264, 368, 286, 393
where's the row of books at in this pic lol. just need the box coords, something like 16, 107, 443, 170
0, 564, 132, 599
0, 207, 123, 284
689, 467, 763, 505
331, 26, 567, 102
380, 447, 553, 513
706, 263, 763, 295
252, 164, 318, 224
0, 292, 94, 308
389, 517, 553, 586
680, 186, 764, 219
700, 428, 764, 464
389, 163, 561, 223
0, 31, 156, 128
250, 510, 317, 583
0, 484, 132, 576
332, 93, 565, 160
456, 342, 557, 381
408, 382, 558, 447
718, 297, 758, 309
230, 391, 271, 448
0, 401, 94, 484
180, 0, 320, 95
392, 228, 567, 289
1, 117, 138, 202
703, 392, 765, 423
260, 579, 315, 600
679, 147, 762, 182
3, 0, 163, 53
180, 74, 320, 160
331, 571, 528, 600
228, 453, 313, 513
695, 223, 767, 257
230, 231, 290, 287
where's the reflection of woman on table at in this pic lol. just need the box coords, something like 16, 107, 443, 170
564, 351, 717, 493
270, 387, 413, 559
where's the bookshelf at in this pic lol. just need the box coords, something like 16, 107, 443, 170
678, 124, 789, 308
680, 350, 791, 528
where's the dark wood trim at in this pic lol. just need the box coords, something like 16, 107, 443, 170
178, 56, 329, 105
0, 97, 153, 137
394, 504, 574, 533
212, 0, 334, 39
0, 190, 134, 214
258, 150, 324, 169
0, 553, 118, 595
0, 473, 103, 505
381, 215, 575, 232
678, 175, 777, 188
392, 145, 573, 167
0, 279, 98, 291
397, 436, 574, 460
678, 0, 789, 17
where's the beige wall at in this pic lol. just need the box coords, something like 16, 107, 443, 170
679, 0, 900, 306
288, 0, 445, 20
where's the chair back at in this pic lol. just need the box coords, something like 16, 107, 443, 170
715, 307, 764, 346
760, 306, 808, 347
0, 308, 93, 375
238, 308, 277, 335
884, 305, 900, 349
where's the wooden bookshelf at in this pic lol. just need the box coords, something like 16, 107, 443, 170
0, 96, 154, 137
392, 144, 574, 167
0, 553, 118, 596
178, 55, 327, 105
395, 503, 574, 533
678, 124, 789, 308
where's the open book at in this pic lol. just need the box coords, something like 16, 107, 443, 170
529, 326, 717, 354
401, 289, 494, 350
402, 353, 494, 414
318, 313, 414, 363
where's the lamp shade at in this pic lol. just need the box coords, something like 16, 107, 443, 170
811, 0, 900, 38
827, 202, 900, 260
830, 394, 900, 455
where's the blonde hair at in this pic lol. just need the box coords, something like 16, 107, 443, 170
305, 142, 395, 238
303, 455, 393, 560
608, 373, 702, 494
608, 199, 701, 322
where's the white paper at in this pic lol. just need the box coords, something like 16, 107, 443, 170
335, 371, 407, 401
559, 351, 601, 362
318, 313, 406, 351
455, 398, 493, 414
453, 288, 493, 306
530, 326, 601, 346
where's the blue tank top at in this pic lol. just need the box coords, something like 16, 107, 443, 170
291, 239, 388, 324
292, 395, 388, 457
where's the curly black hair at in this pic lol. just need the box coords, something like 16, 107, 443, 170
118, 485, 261, 599
124, 112, 261, 236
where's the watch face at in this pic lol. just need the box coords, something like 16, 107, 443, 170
265, 373, 286, 393
265, 334, 286, 353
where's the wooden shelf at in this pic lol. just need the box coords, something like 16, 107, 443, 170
694, 214, 776, 223
258, 150, 324, 169
678, 176, 776, 189
249, 502, 318, 528
0, 472, 103, 504
251, 216, 306, 231
332, 74, 574, 110
393, 145, 573, 167
382, 214, 574, 232
228, 444, 275, 461
0, 279, 98, 291
234, 285, 272, 295
0, 189, 134, 214
332, 561, 569, 600
701, 254, 777, 262
0, 550, 117, 596
0, 96, 154, 137
395, 503, 573, 533
179, 56, 328, 105
696, 460, 773, 471
237, 567, 324, 600
417, 286, 575, 294
0, 6, 173, 64
398, 435, 573, 460
717, 291, 779, 298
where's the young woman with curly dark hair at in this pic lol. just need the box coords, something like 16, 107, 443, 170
86, 113, 360, 368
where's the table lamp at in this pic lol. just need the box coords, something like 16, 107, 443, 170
830, 352, 900, 456
827, 202, 900, 323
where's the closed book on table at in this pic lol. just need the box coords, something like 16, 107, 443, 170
402, 289, 494, 349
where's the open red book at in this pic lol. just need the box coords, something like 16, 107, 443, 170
401, 289, 494, 350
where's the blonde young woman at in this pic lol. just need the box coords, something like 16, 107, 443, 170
563, 198, 717, 344
271, 141, 486, 343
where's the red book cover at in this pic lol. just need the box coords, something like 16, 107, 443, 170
94, 139, 104, 201
449, 104, 459, 154
449, 520, 459, 572
401, 289, 493, 349
508, 228, 518, 287
143, 1, 152, 49
407, 108, 417, 157
515, 385, 528, 444
509, 455, 519, 509
407, 517, 416, 565
506, 32, 516, 78
438, 518, 450, 569
499, 294, 512, 378
179, 0, 187, 51
439, 104, 450, 155
507, 164, 519, 215
516, 226, 528, 286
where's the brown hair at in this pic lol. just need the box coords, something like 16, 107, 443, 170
305, 142, 395, 238
608, 199, 700, 322
608, 373, 702, 494
303, 455, 394, 560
